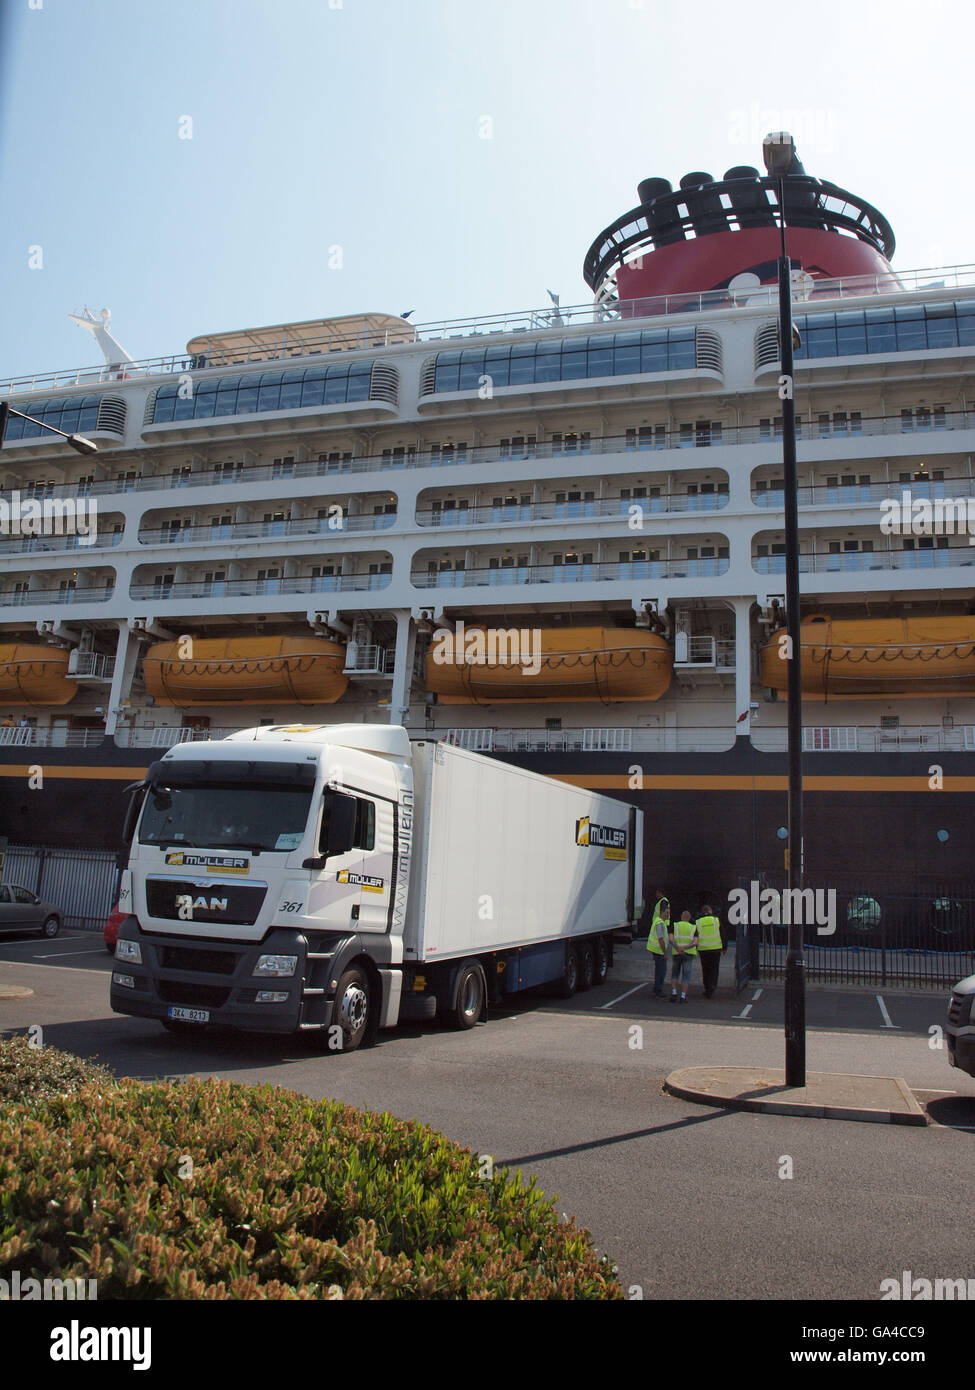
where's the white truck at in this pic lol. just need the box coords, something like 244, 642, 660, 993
110, 724, 643, 1049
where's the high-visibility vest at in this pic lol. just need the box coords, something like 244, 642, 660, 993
673, 919, 698, 956
696, 915, 722, 951
647, 913, 669, 955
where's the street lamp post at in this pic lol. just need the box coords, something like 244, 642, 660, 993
762, 132, 806, 1087
0, 400, 99, 455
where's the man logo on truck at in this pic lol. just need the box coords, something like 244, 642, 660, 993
576, 817, 627, 860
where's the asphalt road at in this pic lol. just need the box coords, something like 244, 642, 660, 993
1, 930, 973, 1301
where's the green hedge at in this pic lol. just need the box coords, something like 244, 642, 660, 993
0, 1073, 622, 1299
0, 1034, 115, 1106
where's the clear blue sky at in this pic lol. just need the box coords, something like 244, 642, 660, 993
1, 0, 972, 382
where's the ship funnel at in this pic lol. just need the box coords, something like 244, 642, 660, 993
637, 176, 684, 246
637, 177, 672, 204
723, 165, 775, 229
679, 171, 726, 237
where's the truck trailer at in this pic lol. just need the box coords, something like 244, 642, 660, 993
110, 724, 643, 1049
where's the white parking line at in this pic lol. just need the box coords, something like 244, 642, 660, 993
33, 947, 106, 959
734, 987, 763, 1020
876, 994, 899, 1028
0, 959, 110, 976
599, 980, 649, 1009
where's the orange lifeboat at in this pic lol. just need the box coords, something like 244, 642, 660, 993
144, 636, 348, 707
425, 626, 672, 704
0, 644, 76, 706
760, 614, 975, 699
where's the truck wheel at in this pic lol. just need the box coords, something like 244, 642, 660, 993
593, 936, 609, 985
554, 944, 579, 998
334, 966, 371, 1051
577, 942, 595, 992
449, 962, 485, 1029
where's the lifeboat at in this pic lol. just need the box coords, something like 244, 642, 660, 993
760, 615, 975, 699
425, 626, 672, 704
144, 636, 348, 707
0, 644, 76, 706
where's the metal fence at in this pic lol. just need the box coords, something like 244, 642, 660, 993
738, 876, 975, 989
3, 844, 119, 932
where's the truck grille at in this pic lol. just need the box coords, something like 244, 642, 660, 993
158, 981, 231, 1008
145, 877, 266, 926
159, 945, 238, 975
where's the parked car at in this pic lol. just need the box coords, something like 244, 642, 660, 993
103, 902, 124, 955
0, 884, 61, 937
947, 974, 975, 1078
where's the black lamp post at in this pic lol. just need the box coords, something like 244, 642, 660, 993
762, 132, 806, 1087
0, 401, 99, 455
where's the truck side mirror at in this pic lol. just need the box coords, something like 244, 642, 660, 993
121, 780, 148, 845
320, 791, 357, 858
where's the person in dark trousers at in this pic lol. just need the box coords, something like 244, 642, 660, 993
646, 899, 671, 997
696, 903, 723, 998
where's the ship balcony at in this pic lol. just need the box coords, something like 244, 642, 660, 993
415, 485, 729, 529
66, 650, 116, 684
128, 566, 393, 603
412, 553, 731, 590
754, 542, 975, 575
137, 505, 397, 547
752, 475, 975, 510
0, 527, 124, 557
0, 572, 116, 609
5, 409, 975, 507
342, 642, 394, 678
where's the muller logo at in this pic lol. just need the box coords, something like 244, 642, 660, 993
575, 817, 627, 859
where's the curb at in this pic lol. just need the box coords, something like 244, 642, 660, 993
664, 1065, 927, 1126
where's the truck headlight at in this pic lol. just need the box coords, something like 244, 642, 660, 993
254, 954, 298, 978
256, 990, 289, 1003
112, 973, 136, 989
115, 940, 142, 965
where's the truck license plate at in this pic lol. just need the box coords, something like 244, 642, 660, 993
167, 1006, 209, 1024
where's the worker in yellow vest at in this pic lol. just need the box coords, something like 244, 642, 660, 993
646, 899, 671, 998
670, 909, 698, 1003
696, 904, 724, 998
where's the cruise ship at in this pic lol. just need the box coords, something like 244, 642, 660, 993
2, 134, 975, 907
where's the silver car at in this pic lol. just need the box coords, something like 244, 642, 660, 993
0, 884, 61, 937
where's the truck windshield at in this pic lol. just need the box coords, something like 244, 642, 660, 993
139, 782, 313, 853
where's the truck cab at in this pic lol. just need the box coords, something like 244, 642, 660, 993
111, 724, 412, 1049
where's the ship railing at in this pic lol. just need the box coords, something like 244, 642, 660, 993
412, 557, 731, 589
0, 532, 122, 556
755, 546, 975, 575
128, 573, 392, 602
68, 651, 115, 680
755, 476, 975, 508
752, 725, 975, 753
440, 726, 737, 752
6, 264, 975, 397
417, 494, 729, 528
0, 726, 105, 748
135, 512, 396, 547
0, 586, 115, 608
113, 726, 241, 749
6, 408, 975, 508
